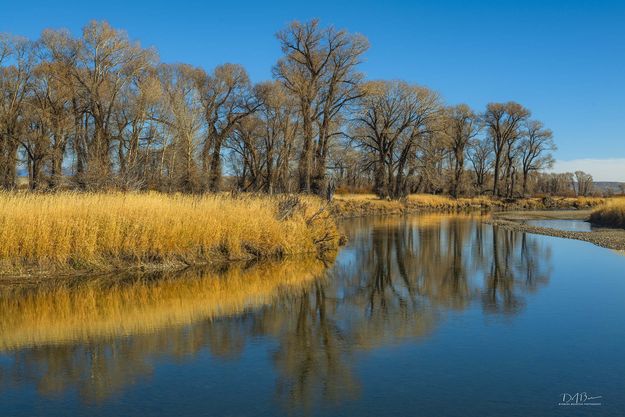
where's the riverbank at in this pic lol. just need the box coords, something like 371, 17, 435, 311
486, 210, 625, 251
331, 194, 605, 218
0, 192, 615, 278
589, 198, 625, 229
0, 192, 339, 277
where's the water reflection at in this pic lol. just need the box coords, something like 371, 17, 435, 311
0, 215, 553, 411
337, 216, 551, 317
0, 259, 327, 350
0, 259, 327, 403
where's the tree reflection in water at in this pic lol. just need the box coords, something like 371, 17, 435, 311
0, 215, 552, 410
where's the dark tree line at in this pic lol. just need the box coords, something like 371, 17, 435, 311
0, 19, 573, 198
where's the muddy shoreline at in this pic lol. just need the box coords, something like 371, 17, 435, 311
485, 211, 625, 251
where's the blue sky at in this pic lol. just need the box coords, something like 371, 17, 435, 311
4, 0, 625, 180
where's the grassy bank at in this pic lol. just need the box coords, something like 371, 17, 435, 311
332, 194, 606, 218
589, 198, 625, 229
0, 192, 338, 276
0, 191, 610, 276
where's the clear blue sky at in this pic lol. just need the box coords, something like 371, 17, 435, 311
4, 0, 625, 179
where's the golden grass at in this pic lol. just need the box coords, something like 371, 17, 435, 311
0, 192, 338, 275
332, 193, 606, 218
589, 197, 625, 229
0, 258, 327, 350
332, 194, 470, 217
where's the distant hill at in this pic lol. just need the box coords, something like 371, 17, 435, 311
594, 182, 625, 194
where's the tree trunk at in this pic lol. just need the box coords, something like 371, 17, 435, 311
208, 135, 224, 192
311, 151, 327, 195
49, 133, 67, 189
298, 103, 313, 193
492, 152, 501, 197
0, 137, 18, 189
30, 158, 43, 191
522, 170, 529, 196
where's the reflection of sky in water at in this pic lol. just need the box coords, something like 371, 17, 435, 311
1, 215, 625, 417
525, 219, 593, 232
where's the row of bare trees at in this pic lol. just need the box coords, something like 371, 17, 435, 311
1, 19, 569, 197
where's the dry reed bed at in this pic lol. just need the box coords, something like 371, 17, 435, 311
332, 194, 606, 218
0, 192, 338, 275
0, 258, 326, 350
589, 198, 625, 229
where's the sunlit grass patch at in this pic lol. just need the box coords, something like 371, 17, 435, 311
589, 198, 625, 229
332, 193, 606, 217
0, 192, 338, 275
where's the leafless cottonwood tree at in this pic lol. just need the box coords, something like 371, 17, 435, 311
535, 172, 574, 195
156, 64, 205, 192
228, 81, 299, 192
198, 64, 260, 192
32, 34, 76, 189
482, 102, 530, 197
0, 35, 35, 189
73, 22, 155, 187
467, 137, 493, 194
351, 81, 441, 198
518, 120, 555, 196
574, 171, 593, 196
444, 104, 480, 197
274, 19, 368, 193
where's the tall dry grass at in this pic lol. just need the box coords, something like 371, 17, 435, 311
332, 194, 478, 217
589, 197, 625, 229
0, 258, 326, 350
0, 192, 338, 275
332, 193, 606, 218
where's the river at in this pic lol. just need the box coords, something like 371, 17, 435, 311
1, 214, 624, 416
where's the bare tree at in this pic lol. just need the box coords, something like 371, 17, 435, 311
0, 35, 35, 189
482, 102, 530, 197
71, 21, 155, 187
351, 80, 440, 199
519, 120, 555, 196
157, 64, 204, 192
33, 33, 78, 189
444, 104, 479, 197
467, 137, 493, 194
198, 64, 260, 192
574, 170, 593, 196
20, 58, 63, 190
536, 172, 574, 196
227, 114, 264, 190
274, 19, 368, 194
255, 81, 299, 193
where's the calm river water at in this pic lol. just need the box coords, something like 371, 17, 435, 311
1, 215, 624, 416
